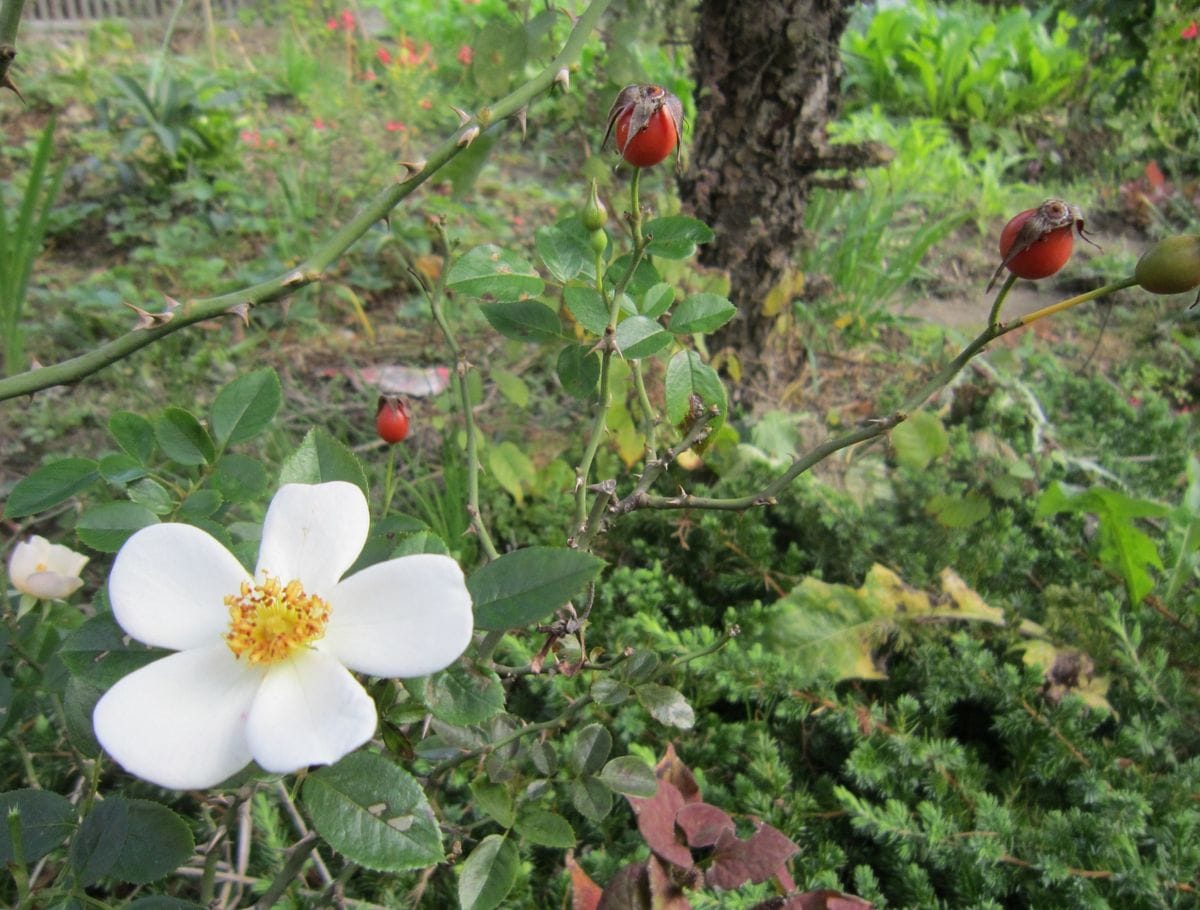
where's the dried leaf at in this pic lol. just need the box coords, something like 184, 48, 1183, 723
597, 862, 651, 910
706, 819, 799, 891
566, 853, 603, 910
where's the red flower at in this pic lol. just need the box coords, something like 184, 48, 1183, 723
313, 117, 329, 131
385, 120, 406, 132
457, 44, 473, 65
377, 47, 392, 65
325, 16, 338, 30
340, 9, 356, 30
419, 98, 433, 109
1183, 20, 1199, 40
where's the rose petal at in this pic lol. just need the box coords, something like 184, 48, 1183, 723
93, 644, 261, 789
255, 482, 369, 597
20, 571, 84, 600
245, 649, 376, 773
323, 554, 474, 678
109, 523, 250, 650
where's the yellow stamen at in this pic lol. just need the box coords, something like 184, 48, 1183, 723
224, 574, 330, 664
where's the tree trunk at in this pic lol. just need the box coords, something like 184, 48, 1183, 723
678, 0, 880, 391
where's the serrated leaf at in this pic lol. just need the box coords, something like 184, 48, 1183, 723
636, 684, 695, 730
423, 664, 505, 727
615, 315, 672, 360
891, 411, 947, 471
536, 223, 588, 283
570, 723, 612, 776
447, 244, 544, 302
598, 756, 658, 797
108, 799, 194, 884
98, 453, 146, 485
210, 368, 281, 447
564, 285, 610, 335
557, 344, 601, 399
279, 427, 368, 493
303, 752, 443, 871
76, 502, 160, 553
154, 408, 215, 466
459, 834, 519, 910
4, 457, 98, 518
664, 350, 726, 431
212, 454, 268, 502
468, 547, 605, 631
480, 300, 562, 343
640, 282, 675, 318
514, 808, 575, 848
108, 411, 156, 463
569, 777, 613, 822
70, 796, 128, 885
0, 789, 74, 864
644, 216, 714, 259
470, 776, 515, 828
669, 293, 735, 334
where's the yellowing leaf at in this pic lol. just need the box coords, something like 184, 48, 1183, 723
762, 268, 805, 318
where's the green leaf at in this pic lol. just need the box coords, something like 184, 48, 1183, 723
126, 899, 205, 910
471, 22, 527, 96
458, 834, 519, 910
108, 799, 194, 884
669, 293, 736, 334
480, 300, 561, 343
569, 723, 612, 776
76, 502, 160, 553
0, 789, 74, 864
488, 441, 536, 505
636, 684, 695, 730
108, 411, 156, 463
210, 367, 281, 447
563, 285, 610, 336
59, 612, 164, 688
535, 223, 588, 283
212, 454, 268, 502
447, 244, 544, 302
926, 492, 991, 528
514, 808, 575, 848
422, 665, 505, 727
492, 369, 530, 408
70, 796, 128, 885
303, 752, 443, 871
127, 478, 176, 515
279, 427, 368, 493
468, 547, 606, 631
605, 254, 661, 300
763, 564, 1006, 684
644, 215, 714, 259
568, 777, 613, 822
469, 777, 515, 828
4, 457, 98, 518
98, 453, 146, 485
664, 349, 726, 431
891, 411, 948, 471
615, 315, 672, 360
598, 756, 659, 797
640, 282, 675, 318
556, 344, 600, 399
154, 408, 215, 466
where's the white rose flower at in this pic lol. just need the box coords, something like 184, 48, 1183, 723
8, 535, 89, 600
93, 481, 473, 790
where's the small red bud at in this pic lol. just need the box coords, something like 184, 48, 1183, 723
376, 396, 411, 444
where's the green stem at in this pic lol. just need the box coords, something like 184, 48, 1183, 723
987, 272, 1018, 328
1010, 277, 1137, 329
0, 0, 24, 45
381, 445, 397, 515
0, 0, 613, 402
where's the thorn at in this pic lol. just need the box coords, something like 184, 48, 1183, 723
554, 67, 569, 92
457, 125, 480, 148
123, 301, 174, 330
397, 158, 426, 180
515, 107, 528, 143
162, 294, 182, 312
282, 269, 306, 287
2, 72, 25, 105
226, 302, 251, 326
450, 105, 472, 126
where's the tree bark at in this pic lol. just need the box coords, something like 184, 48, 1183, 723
678, 0, 881, 390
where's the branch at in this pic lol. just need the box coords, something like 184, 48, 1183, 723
0, 0, 612, 402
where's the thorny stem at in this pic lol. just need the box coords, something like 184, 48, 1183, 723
0, 0, 25, 97
0, 0, 613, 401
424, 223, 500, 563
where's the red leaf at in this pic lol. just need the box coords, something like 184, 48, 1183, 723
1145, 161, 1166, 190
675, 802, 735, 848
646, 854, 694, 910
566, 853, 604, 910
706, 819, 800, 891
597, 862, 652, 910
627, 780, 694, 868
654, 742, 702, 803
